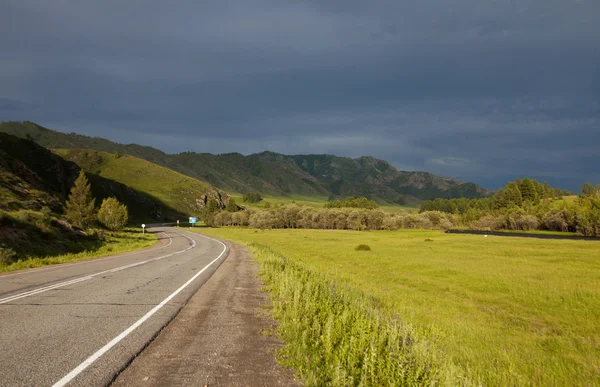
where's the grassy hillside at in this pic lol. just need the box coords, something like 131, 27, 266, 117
197, 227, 600, 386
1, 122, 490, 205
55, 149, 224, 220
0, 133, 159, 264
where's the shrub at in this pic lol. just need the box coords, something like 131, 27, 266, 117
225, 198, 240, 212
543, 210, 568, 232
97, 197, 128, 231
355, 244, 371, 251
471, 215, 504, 231
242, 192, 263, 203
0, 247, 17, 265
514, 214, 539, 231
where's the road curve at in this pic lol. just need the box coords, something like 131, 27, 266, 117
0, 227, 228, 387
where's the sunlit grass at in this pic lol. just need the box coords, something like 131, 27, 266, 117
0, 228, 157, 273
195, 227, 600, 386
54, 149, 212, 216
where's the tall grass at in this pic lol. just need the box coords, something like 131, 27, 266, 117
248, 243, 464, 386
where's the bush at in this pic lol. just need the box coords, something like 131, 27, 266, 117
471, 215, 505, 231
97, 197, 128, 231
514, 215, 539, 231
355, 244, 371, 251
0, 247, 17, 265
543, 210, 569, 232
242, 192, 263, 203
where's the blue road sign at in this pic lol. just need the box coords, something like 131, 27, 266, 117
189, 217, 197, 224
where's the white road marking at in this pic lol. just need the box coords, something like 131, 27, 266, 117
52, 232, 228, 387
0, 231, 172, 279
0, 231, 193, 305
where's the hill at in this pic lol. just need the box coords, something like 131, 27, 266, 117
0, 121, 491, 204
55, 148, 229, 219
0, 133, 169, 261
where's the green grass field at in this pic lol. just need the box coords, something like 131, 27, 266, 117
195, 228, 600, 385
0, 228, 157, 273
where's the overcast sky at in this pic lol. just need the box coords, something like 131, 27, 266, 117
1, 1, 599, 190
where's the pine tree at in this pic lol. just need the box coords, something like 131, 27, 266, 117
580, 182, 596, 197
505, 182, 523, 207
98, 197, 129, 231
65, 171, 96, 229
519, 178, 538, 203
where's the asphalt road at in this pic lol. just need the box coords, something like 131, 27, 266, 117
0, 227, 228, 387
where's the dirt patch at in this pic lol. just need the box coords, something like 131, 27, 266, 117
112, 241, 300, 387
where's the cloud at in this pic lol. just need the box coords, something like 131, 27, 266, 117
0, 0, 599, 190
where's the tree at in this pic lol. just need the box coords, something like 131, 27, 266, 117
202, 198, 220, 226
65, 171, 96, 229
242, 192, 262, 203
97, 198, 129, 230
580, 182, 596, 198
519, 178, 538, 203
504, 182, 523, 207
225, 198, 239, 212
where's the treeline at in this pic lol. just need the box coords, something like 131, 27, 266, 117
420, 179, 600, 236
210, 205, 458, 231
324, 196, 379, 209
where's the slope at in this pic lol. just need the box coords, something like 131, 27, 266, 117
0, 133, 169, 262
1, 131, 201, 218
55, 148, 229, 219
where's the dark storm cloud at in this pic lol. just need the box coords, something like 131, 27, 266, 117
1, 0, 599, 190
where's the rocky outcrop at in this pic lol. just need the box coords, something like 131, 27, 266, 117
196, 189, 231, 210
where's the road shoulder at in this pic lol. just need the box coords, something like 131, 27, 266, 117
112, 240, 300, 386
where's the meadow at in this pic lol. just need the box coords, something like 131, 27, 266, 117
195, 227, 600, 386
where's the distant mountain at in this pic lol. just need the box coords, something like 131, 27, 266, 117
0, 121, 491, 204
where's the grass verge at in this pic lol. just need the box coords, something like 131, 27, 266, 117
0, 228, 157, 273
246, 242, 462, 386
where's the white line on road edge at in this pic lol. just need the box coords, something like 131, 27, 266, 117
52, 233, 228, 387
0, 231, 173, 279
0, 231, 193, 305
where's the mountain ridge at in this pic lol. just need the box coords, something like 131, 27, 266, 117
0, 121, 491, 204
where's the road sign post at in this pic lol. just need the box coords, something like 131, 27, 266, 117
142, 224, 146, 234
177, 220, 179, 227
189, 217, 197, 228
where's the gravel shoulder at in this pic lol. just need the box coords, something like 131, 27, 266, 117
112, 240, 300, 387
